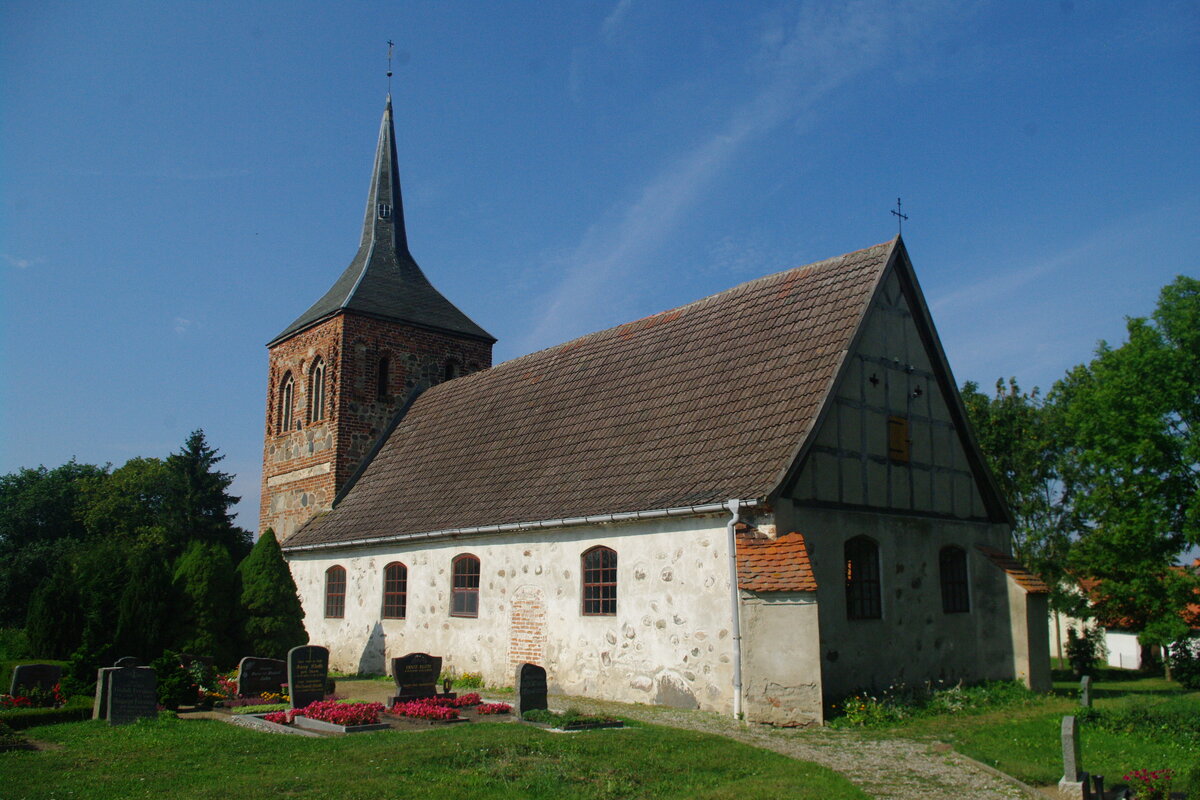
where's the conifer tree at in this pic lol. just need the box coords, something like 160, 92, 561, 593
166, 430, 252, 561
25, 555, 83, 659
237, 529, 307, 659
172, 539, 241, 667
114, 544, 175, 662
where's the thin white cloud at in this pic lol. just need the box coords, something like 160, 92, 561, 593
3, 253, 41, 269
173, 317, 193, 335
520, 1, 964, 353
601, 0, 635, 41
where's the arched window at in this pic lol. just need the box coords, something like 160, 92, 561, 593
309, 357, 327, 422
940, 546, 970, 613
324, 565, 346, 619
279, 372, 294, 434
377, 356, 390, 401
450, 554, 480, 617
443, 359, 460, 381
382, 561, 407, 619
844, 537, 881, 620
581, 546, 617, 615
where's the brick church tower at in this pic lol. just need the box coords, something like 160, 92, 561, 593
261, 96, 494, 540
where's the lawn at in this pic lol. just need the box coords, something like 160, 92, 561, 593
0, 715, 867, 800
861, 668, 1200, 793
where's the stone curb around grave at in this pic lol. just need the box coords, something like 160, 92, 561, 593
226, 713, 321, 737
946, 748, 1047, 800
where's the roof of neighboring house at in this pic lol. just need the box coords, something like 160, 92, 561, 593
736, 531, 817, 592
269, 97, 493, 347
284, 239, 899, 549
1076, 570, 1200, 629
977, 545, 1050, 594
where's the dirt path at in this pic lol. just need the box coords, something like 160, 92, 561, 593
337, 680, 1043, 800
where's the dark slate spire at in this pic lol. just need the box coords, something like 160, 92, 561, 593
270, 96, 494, 346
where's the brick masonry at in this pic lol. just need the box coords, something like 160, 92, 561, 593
261, 311, 492, 540
507, 586, 547, 670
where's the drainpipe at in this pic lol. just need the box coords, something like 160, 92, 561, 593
725, 498, 744, 720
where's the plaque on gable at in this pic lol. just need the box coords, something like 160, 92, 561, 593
9, 663, 63, 696
287, 645, 329, 709
514, 662, 548, 717
237, 657, 288, 697
389, 653, 441, 703
107, 666, 158, 726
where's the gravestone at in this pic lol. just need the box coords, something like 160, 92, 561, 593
389, 653, 441, 703
9, 663, 63, 696
1058, 715, 1085, 798
514, 662, 548, 717
1079, 675, 1092, 708
106, 666, 158, 726
93, 657, 141, 720
287, 645, 329, 709
237, 657, 288, 697
113, 656, 139, 668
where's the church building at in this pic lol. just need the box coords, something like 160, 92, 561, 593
262, 97, 1051, 725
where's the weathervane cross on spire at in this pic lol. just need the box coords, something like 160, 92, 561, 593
387, 40, 394, 93
891, 197, 909, 236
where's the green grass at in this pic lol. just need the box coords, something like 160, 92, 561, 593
868, 671, 1200, 792
0, 716, 867, 800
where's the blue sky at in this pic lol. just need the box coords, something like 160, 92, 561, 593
2, 1, 1197, 532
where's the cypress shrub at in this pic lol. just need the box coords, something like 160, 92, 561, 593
237, 529, 307, 660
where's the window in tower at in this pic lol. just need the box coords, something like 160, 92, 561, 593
279, 372, 295, 434
309, 357, 326, 422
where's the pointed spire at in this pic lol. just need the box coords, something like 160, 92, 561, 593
360, 94, 410, 256
269, 97, 494, 346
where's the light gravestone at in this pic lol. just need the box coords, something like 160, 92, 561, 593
9, 663, 62, 696
1079, 675, 1092, 708
93, 658, 142, 720
1058, 715, 1085, 799
287, 645, 329, 709
106, 666, 157, 726
514, 662, 548, 717
237, 657, 288, 697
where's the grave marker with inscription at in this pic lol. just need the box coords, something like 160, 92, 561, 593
237, 657, 288, 697
106, 666, 158, 726
1058, 715, 1085, 798
287, 645, 329, 709
1079, 675, 1092, 708
9, 664, 63, 696
389, 653, 441, 703
515, 662, 548, 717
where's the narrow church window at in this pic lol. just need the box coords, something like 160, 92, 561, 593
279, 372, 295, 434
310, 357, 327, 422
845, 537, 881, 620
382, 562, 407, 619
939, 546, 970, 613
581, 546, 617, 616
887, 415, 911, 462
324, 565, 346, 619
451, 554, 480, 617
377, 356, 390, 401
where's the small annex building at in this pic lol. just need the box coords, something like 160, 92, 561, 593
264, 96, 1051, 725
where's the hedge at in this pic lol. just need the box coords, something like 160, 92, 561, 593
0, 696, 92, 730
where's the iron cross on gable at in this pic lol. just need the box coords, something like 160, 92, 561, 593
891, 197, 909, 235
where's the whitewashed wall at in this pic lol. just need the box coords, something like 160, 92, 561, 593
286, 514, 744, 713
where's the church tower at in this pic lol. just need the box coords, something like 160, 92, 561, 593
261, 96, 495, 541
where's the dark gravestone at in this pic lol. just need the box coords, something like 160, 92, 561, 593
390, 653, 441, 703
515, 662, 548, 717
9, 663, 63, 696
1079, 675, 1092, 708
113, 656, 139, 668
237, 657, 288, 697
287, 645, 329, 709
107, 666, 158, 726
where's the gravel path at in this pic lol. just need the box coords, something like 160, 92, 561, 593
552, 695, 1043, 800
336, 681, 1044, 800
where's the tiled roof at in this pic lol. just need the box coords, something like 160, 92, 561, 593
736, 531, 817, 592
284, 240, 896, 549
270, 97, 493, 346
976, 545, 1050, 594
